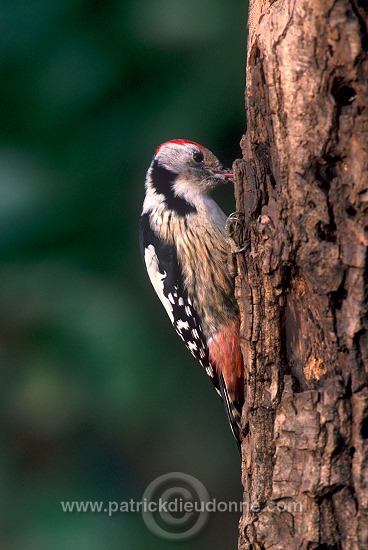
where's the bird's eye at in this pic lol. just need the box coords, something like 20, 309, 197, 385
193, 151, 204, 163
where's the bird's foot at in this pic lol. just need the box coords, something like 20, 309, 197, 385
226, 212, 246, 254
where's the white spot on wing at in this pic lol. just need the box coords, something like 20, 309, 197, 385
206, 366, 214, 377
188, 341, 198, 352
177, 320, 190, 331
144, 244, 174, 323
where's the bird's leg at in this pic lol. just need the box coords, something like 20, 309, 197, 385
226, 212, 246, 278
226, 212, 246, 254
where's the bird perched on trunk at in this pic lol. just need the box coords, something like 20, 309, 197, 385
139, 139, 243, 448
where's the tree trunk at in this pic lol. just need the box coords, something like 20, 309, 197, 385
235, 1, 368, 548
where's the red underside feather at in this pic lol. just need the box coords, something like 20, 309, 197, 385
207, 319, 244, 402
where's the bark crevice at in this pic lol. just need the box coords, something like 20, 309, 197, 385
237, 1, 368, 548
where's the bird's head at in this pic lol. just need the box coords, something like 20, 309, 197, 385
152, 139, 233, 196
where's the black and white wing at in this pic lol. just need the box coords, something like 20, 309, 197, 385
140, 214, 218, 382
139, 213, 241, 447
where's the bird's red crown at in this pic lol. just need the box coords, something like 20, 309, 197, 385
154, 139, 204, 156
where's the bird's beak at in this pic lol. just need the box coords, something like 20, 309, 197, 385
213, 168, 234, 183
222, 169, 233, 178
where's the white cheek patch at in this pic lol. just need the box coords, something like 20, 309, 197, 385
144, 244, 174, 323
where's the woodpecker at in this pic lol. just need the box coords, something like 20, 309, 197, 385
139, 139, 243, 448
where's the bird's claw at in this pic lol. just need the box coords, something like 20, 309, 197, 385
226, 212, 246, 254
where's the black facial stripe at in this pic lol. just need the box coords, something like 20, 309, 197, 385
151, 160, 175, 195
151, 160, 196, 217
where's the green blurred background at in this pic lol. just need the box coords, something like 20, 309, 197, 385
0, 1, 247, 548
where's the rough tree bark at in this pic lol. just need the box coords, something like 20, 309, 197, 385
234, 1, 368, 548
